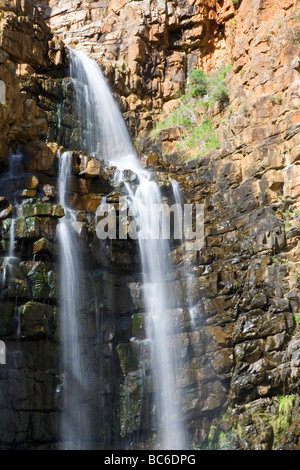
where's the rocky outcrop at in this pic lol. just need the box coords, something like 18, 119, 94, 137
39, 0, 238, 137
0, 0, 68, 166
152, 0, 300, 449
0, 0, 69, 448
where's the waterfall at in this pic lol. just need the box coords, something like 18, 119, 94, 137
3, 148, 25, 260
57, 150, 91, 449
8, 218, 15, 260
170, 178, 183, 209
69, 49, 186, 449
8, 147, 24, 179
133, 178, 184, 449
170, 178, 200, 331
0, 149, 24, 307
69, 48, 135, 161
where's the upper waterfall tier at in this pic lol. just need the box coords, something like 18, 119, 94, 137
69, 48, 136, 163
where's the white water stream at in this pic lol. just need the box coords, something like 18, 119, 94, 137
67, 48, 186, 449
57, 150, 91, 449
0, 149, 24, 308
6, 148, 24, 259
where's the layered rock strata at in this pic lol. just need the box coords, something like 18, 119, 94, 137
39, 0, 238, 137
152, 0, 300, 449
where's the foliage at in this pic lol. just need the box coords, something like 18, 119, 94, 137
291, 9, 300, 22
271, 395, 295, 446
204, 395, 297, 450
176, 117, 220, 157
291, 29, 300, 45
188, 65, 232, 104
188, 69, 208, 98
151, 104, 194, 135
150, 65, 232, 160
207, 65, 232, 104
295, 315, 300, 325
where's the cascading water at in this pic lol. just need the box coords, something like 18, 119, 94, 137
57, 150, 91, 449
0, 148, 25, 306
130, 178, 185, 449
69, 48, 186, 449
3, 147, 25, 259
170, 178, 200, 331
69, 49, 135, 160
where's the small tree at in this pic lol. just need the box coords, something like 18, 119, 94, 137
207, 66, 231, 103
188, 69, 208, 97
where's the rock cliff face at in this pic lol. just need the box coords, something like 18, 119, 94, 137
0, 0, 68, 162
0, 0, 300, 450
0, 0, 68, 448
40, 0, 238, 137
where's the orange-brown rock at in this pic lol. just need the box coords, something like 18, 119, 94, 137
40, 0, 237, 136
0, 1, 67, 166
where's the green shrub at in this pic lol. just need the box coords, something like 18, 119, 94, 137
188, 69, 208, 98
176, 117, 220, 158
149, 104, 195, 141
271, 395, 294, 447
207, 65, 232, 104
188, 65, 231, 104
150, 65, 232, 159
